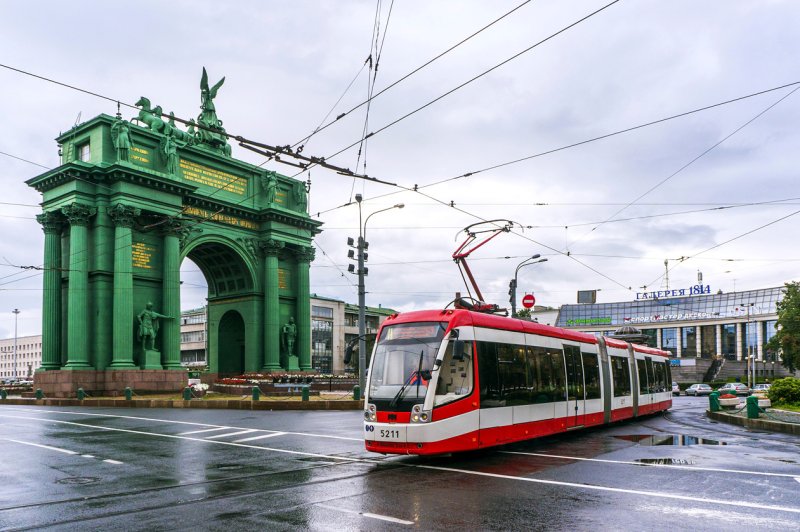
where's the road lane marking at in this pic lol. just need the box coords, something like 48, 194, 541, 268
235, 432, 286, 443
0, 414, 367, 463
4, 407, 362, 441
178, 427, 231, 435
3, 439, 77, 455
103, 459, 124, 465
205, 429, 257, 439
81, 454, 95, 458
416, 464, 800, 515
317, 504, 414, 525
795, 478, 800, 484
502, 451, 800, 479
2, 413, 799, 516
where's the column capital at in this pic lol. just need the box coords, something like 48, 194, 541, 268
61, 203, 97, 226
293, 245, 315, 263
108, 203, 141, 228
259, 238, 285, 256
36, 211, 64, 234
162, 216, 201, 248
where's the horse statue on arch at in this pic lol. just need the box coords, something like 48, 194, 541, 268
134, 97, 196, 144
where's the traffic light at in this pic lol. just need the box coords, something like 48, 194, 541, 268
348, 264, 355, 273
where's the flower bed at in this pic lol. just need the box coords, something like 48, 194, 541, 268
719, 395, 740, 408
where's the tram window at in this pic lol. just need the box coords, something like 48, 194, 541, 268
637, 359, 649, 394
582, 353, 601, 399
498, 345, 528, 405
564, 345, 584, 401
434, 339, 473, 406
477, 341, 503, 408
531, 347, 566, 402
610, 356, 631, 397
645, 358, 655, 393
653, 361, 667, 392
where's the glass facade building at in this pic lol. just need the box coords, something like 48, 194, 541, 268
557, 287, 783, 361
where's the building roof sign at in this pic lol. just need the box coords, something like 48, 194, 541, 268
557, 286, 783, 329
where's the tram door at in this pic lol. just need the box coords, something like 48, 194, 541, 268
564, 345, 585, 428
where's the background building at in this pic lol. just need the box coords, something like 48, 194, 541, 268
557, 286, 796, 382
0, 335, 41, 381
180, 295, 395, 374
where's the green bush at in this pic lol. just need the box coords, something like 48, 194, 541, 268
767, 377, 800, 404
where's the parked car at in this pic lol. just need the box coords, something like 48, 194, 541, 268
717, 382, 751, 396
685, 384, 713, 396
672, 382, 680, 396
752, 383, 771, 396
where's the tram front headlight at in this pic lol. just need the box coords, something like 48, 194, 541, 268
410, 404, 431, 423
364, 403, 377, 422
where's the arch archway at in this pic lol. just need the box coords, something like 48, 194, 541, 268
217, 310, 246, 375
182, 237, 260, 375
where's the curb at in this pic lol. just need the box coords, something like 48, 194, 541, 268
706, 410, 800, 436
0, 398, 364, 411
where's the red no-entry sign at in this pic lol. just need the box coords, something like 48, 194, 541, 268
522, 293, 536, 308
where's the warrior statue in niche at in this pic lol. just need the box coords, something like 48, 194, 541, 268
137, 302, 173, 352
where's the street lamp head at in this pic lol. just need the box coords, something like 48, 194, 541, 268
395, 203, 405, 209
530, 254, 541, 260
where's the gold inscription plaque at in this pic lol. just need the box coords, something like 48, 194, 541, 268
130, 146, 150, 164
278, 268, 289, 289
179, 159, 246, 195
183, 206, 258, 230
132, 242, 155, 270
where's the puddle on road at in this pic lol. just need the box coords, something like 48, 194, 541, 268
614, 434, 726, 446
56, 476, 100, 485
636, 458, 696, 465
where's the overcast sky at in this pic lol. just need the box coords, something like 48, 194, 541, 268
2, 0, 799, 338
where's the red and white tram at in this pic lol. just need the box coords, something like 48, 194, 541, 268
363, 309, 672, 455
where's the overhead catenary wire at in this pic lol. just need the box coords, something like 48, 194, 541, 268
289, 0, 535, 149
299, 0, 621, 175
311, 79, 800, 218
565, 84, 800, 251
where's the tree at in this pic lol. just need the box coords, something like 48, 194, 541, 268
514, 308, 532, 319
766, 281, 800, 373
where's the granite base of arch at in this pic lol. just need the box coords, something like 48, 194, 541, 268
33, 370, 188, 398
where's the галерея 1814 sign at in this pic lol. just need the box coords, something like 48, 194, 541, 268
636, 285, 711, 300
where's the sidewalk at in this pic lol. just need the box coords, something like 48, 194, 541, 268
0, 396, 363, 411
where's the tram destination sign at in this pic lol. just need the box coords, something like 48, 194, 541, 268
635, 284, 711, 300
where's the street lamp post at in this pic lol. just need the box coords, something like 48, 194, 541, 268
740, 302, 754, 388
348, 195, 404, 392
509, 255, 548, 317
12, 309, 20, 380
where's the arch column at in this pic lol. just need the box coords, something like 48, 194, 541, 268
62, 203, 96, 369
36, 212, 63, 371
294, 246, 315, 371
108, 204, 140, 368
161, 218, 187, 369
260, 239, 284, 371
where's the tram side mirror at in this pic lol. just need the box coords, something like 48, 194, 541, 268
419, 370, 432, 381
452, 339, 466, 361
434, 359, 442, 368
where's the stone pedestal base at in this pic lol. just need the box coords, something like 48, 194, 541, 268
141, 350, 163, 370
287, 355, 300, 371
33, 370, 187, 398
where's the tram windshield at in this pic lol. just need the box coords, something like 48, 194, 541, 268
368, 322, 447, 405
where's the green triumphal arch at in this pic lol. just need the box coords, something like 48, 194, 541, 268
27, 69, 321, 397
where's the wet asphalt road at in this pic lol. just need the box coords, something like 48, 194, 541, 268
0, 396, 798, 531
